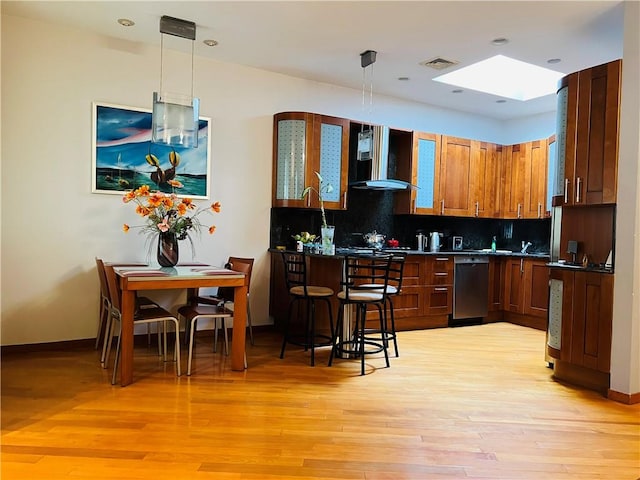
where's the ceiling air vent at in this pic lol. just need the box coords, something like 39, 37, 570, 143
420, 57, 459, 70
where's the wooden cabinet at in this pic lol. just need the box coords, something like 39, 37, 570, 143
501, 139, 548, 219
547, 268, 614, 392
394, 131, 442, 215
437, 136, 473, 216
559, 59, 621, 206
425, 255, 453, 316
272, 112, 349, 210
373, 254, 452, 328
487, 257, 504, 312
472, 142, 502, 218
388, 255, 428, 319
395, 134, 502, 218
503, 257, 549, 329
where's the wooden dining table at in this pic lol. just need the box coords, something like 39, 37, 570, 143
113, 265, 248, 386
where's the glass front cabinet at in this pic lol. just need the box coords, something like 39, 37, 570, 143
272, 112, 349, 210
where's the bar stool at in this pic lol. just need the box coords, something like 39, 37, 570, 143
328, 253, 393, 375
359, 252, 406, 357
279, 251, 335, 366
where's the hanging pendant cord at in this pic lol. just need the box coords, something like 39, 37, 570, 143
159, 34, 164, 93
190, 39, 195, 99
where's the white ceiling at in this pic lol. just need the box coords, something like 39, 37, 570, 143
3, 1, 625, 120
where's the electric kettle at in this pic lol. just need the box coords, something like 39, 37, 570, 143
429, 232, 442, 252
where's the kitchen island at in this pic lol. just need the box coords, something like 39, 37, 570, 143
269, 248, 550, 334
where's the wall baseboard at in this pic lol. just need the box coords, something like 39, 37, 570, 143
607, 389, 640, 405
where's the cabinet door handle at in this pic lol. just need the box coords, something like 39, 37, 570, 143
441, 199, 445, 215
434, 272, 448, 276
435, 257, 450, 261
576, 177, 582, 203
517, 203, 522, 219
538, 202, 542, 219
306, 195, 311, 207
412, 197, 416, 214
434, 287, 448, 292
475, 201, 479, 217
520, 258, 524, 275
564, 178, 569, 203
343, 191, 347, 209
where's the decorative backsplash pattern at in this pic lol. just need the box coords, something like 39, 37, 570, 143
319, 123, 343, 203
275, 119, 306, 200
271, 188, 551, 252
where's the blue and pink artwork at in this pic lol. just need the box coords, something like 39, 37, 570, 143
92, 102, 210, 198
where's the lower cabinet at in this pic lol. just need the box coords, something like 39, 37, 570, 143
503, 257, 549, 330
547, 268, 614, 393
366, 254, 452, 330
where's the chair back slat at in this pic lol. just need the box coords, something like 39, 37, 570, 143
217, 256, 254, 300
95, 258, 110, 299
104, 265, 122, 312
281, 251, 309, 296
341, 253, 393, 301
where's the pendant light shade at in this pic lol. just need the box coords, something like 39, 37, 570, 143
151, 16, 200, 148
152, 92, 199, 148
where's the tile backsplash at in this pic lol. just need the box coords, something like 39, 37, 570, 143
271, 188, 550, 253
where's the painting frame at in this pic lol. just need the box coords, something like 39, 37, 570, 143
91, 101, 211, 199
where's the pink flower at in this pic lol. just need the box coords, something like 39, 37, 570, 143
157, 217, 170, 232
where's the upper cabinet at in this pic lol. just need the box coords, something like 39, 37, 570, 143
438, 136, 474, 216
272, 112, 349, 209
394, 131, 442, 215
501, 139, 549, 219
472, 141, 502, 218
395, 134, 503, 218
558, 59, 621, 206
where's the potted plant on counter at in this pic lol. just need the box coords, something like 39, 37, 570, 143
301, 171, 335, 254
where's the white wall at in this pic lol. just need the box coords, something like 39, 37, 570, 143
0, 13, 520, 346
610, 0, 640, 398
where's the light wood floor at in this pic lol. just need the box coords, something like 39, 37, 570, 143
2, 323, 639, 480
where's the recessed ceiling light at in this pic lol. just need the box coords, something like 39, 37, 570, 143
433, 54, 565, 101
452, 89, 463, 94
203, 39, 219, 47
491, 37, 509, 46
117, 18, 135, 27
496, 99, 507, 103
547, 58, 561, 64
397, 76, 410, 81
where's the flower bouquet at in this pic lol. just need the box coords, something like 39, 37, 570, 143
122, 184, 221, 265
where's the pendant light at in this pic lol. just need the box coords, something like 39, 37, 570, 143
357, 49, 377, 161
151, 15, 200, 148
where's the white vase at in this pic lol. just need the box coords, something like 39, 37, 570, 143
321, 225, 335, 255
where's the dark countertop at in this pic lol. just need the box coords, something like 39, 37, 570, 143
547, 261, 614, 274
269, 247, 550, 260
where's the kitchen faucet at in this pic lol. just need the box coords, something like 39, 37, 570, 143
521, 241, 532, 254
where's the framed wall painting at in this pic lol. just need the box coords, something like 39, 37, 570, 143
92, 101, 211, 199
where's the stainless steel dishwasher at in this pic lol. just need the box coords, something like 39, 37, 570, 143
452, 255, 489, 323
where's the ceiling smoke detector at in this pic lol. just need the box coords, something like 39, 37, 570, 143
420, 57, 459, 70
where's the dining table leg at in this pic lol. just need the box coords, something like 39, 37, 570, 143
230, 284, 248, 371
120, 289, 136, 386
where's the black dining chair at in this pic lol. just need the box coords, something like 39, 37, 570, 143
328, 252, 393, 375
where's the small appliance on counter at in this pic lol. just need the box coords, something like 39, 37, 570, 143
452, 236, 463, 250
429, 232, 442, 252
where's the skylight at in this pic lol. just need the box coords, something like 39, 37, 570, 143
433, 55, 565, 101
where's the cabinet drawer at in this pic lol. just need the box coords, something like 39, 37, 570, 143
426, 285, 452, 315
429, 256, 453, 285
430, 270, 452, 285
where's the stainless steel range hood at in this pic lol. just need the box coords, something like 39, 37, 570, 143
349, 125, 416, 191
